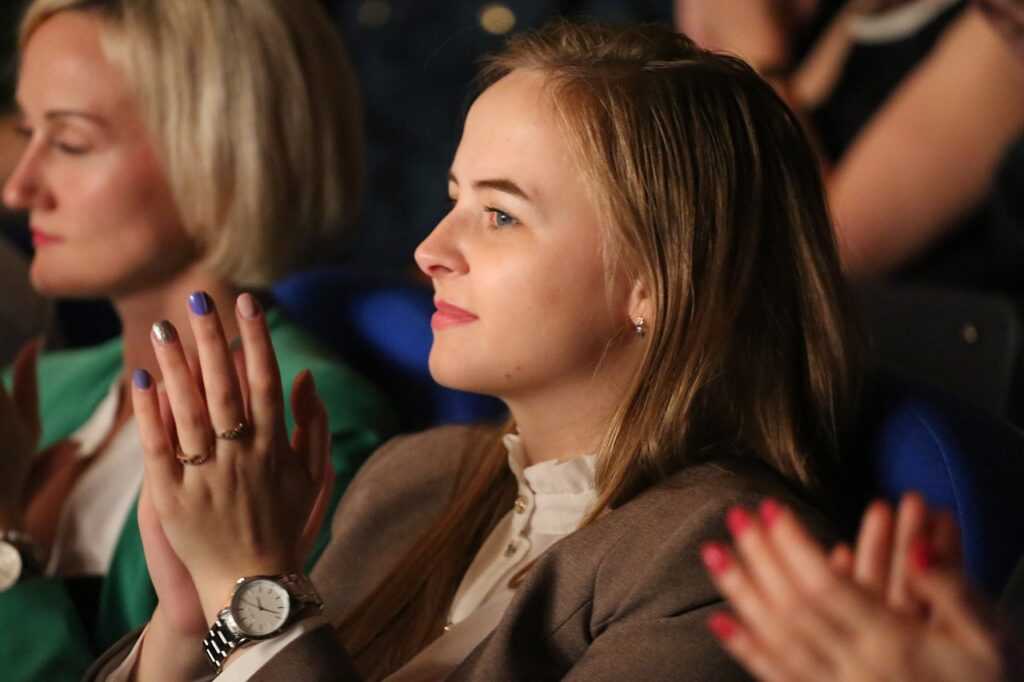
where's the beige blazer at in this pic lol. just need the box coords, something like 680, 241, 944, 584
90, 425, 834, 681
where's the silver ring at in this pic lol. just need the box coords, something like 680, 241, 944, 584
216, 421, 251, 441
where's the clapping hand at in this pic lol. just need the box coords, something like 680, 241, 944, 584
701, 495, 1014, 682
131, 293, 332, 628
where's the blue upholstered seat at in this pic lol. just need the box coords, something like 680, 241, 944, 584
856, 378, 1024, 597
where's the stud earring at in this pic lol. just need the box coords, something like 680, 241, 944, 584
633, 316, 647, 337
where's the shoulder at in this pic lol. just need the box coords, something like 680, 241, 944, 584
313, 424, 499, 614
542, 457, 833, 625
19, 336, 122, 390
335, 423, 497, 520
23, 338, 123, 447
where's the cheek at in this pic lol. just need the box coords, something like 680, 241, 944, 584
33, 155, 194, 296
432, 247, 619, 392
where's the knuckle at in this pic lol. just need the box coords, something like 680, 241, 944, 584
207, 386, 238, 416
249, 373, 281, 401
801, 568, 836, 605
182, 407, 210, 433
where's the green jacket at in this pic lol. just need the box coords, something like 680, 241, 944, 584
0, 308, 395, 681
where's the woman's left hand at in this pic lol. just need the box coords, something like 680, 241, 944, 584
131, 292, 331, 623
700, 500, 1009, 682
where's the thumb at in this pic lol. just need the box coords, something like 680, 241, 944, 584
12, 338, 42, 445
289, 370, 326, 477
906, 539, 996, 655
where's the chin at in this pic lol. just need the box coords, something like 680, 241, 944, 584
29, 260, 112, 299
429, 350, 493, 396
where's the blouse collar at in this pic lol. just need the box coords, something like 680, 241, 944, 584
502, 433, 598, 534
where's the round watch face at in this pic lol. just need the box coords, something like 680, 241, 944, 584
0, 542, 23, 591
230, 578, 291, 637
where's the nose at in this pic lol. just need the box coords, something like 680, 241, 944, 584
414, 210, 468, 280
3, 142, 50, 212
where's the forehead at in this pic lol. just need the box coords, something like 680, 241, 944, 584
17, 11, 134, 117
453, 69, 578, 190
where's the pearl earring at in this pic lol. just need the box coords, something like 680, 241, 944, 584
633, 316, 647, 337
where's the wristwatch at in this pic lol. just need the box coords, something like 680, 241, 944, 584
0, 529, 41, 591
202, 573, 323, 671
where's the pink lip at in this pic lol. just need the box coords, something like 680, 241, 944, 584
432, 299, 478, 330
31, 228, 64, 248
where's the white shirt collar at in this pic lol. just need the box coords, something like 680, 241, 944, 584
67, 379, 122, 459
502, 433, 597, 535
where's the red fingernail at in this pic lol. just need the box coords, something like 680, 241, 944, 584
911, 537, 934, 572
708, 612, 737, 640
700, 542, 732, 575
759, 499, 782, 528
726, 506, 753, 536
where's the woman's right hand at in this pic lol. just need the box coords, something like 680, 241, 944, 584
0, 339, 42, 526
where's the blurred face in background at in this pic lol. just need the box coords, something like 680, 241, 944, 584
414, 69, 641, 405
4, 10, 194, 299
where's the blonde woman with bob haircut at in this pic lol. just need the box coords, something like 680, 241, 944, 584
94, 20, 863, 681
0, 1, 393, 680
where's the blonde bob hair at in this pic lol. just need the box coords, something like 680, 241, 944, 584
19, 0, 363, 287
337, 21, 863, 679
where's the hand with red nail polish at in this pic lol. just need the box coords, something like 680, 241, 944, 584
701, 495, 1019, 682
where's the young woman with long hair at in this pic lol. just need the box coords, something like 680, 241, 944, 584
99, 20, 863, 681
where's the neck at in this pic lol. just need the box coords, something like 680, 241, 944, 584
113, 265, 243, 389
504, 360, 638, 467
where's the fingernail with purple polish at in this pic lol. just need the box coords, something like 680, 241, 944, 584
132, 369, 152, 390
188, 291, 213, 316
152, 320, 177, 344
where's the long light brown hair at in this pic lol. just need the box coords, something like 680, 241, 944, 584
337, 21, 863, 678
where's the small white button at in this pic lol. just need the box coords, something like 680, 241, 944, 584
443, 622, 453, 633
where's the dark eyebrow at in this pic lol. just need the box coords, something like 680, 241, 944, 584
448, 170, 531, 202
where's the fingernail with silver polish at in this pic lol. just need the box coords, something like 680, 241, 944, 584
152, 320, 177, 344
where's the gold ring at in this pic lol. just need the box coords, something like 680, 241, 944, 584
216, 421, 251, 441
176, 448, 212, 466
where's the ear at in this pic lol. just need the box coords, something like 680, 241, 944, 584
626, 276, 652, 327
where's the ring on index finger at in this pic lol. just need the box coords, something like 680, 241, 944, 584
216, 420, 251, 441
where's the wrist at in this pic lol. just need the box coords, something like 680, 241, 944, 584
141, 607, 210, 681
196, 563, 303, 626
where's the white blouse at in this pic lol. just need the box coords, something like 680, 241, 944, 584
44, 380, 143, 577
110, 433, 598, 681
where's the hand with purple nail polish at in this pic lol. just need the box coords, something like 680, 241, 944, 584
132, 293, 332, 627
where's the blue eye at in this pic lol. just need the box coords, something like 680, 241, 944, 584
486, 208, 519, 228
